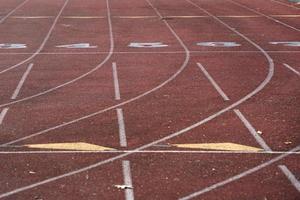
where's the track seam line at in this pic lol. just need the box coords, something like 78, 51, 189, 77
278, 165, 300, 192
0, 0, 275, 197
196, 63, 230, 101
11, 63, 34, 99
229, 0, 300, 32
179, 146, 300, 200
122, 160, 135, 200
0, 0, 30, 24
283, 63, 300, 76
0, 0, 70, 75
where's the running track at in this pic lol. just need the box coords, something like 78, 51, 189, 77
0, 0, 299, 199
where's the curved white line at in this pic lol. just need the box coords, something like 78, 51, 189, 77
229, 0, 300, 32
0, 0, 30, 24
179, 145, 300, 200
0, 0, 69, 75
1, 0, 190, 145
0, 0, 115, 108
0, 0, 276, 198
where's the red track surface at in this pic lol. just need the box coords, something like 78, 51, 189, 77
0, 0, 299, 199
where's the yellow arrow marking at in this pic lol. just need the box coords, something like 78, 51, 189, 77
172, 143, 262, 152
24, 142, 115, 151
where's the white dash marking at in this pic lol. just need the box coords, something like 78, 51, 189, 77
0, 108, 9, 125
283, 63, 300, 76
11, 63, 34, 99
117, 108, 127, 147
197, 62, 230, 101
279, 165, 300, 192
234, 109, 272, 151
122, 160, 134, 200
112, 62, 121, 100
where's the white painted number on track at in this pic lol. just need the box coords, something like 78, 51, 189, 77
128, 42, 168, 48
197, 42, 241, 47
56, 43, 97, 48
0, 43, 27, 49
270, 41, 300, 47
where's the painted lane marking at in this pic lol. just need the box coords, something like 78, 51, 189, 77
117, 108, 127, 147
24, 142, 115, 151
128, 42, 168, 48
270, 0, 300, 9
0, 0, 115, 109
11, 63, 33, 99
278, 165, 300, 192
0, 0, 274, 197
196, 42, 241, 47
11, 16, 54, 19
0, 44, 26, 49
234, 109, 272, 151
0, 108, 9, 125
229, 0, 300, 32
0, 150, 299, 155
270, 41, 300, 47
0, 0, 190, 145
0, 0, 30, 24
283, 63, 300, 75
122, 160, 135, 200
197, 63, 230, 101
112, 62, 121, 100
172, 143, 262, 151
0, 0, 70, 75
179, 146, 300, 200
56, 43, 97, 49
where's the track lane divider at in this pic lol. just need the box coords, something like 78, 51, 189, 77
278, 165, 300, 192
0, 0, 30, 24
283, 63, 300, 76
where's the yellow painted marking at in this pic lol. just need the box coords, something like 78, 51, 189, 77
172, 143, 262, 152
25, 142, 115, 151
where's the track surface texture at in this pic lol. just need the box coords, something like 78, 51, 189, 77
0, 0, 299, 199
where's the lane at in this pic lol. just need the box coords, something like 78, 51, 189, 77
0, 0, 30, 24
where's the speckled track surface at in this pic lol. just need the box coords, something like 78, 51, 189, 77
0, 0, 299, 199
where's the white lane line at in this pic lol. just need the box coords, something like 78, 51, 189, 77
197, 63, 230, 101
229, 0, 300, 32
0, 0, 70, 75
112, 62, 121, 100
11, 63, 33, 100
0, 0, 115, 109
234, 109, 272, 151
283, 63, 300, 76
179, 145, 300, 200
278, 165, 300, 192
117, 108, 127, 147
122, 160, 135, 200
0, 0, 274, 197
0, 0, 190, 145
0, 108, 9, 125
0, 0, 30, 24
269, 0, 300, 10
0, 150, 299, 154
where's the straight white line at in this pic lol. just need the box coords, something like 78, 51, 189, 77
283, 63, 300, 76
234, 109, 272, 151
11, 63, 33, 100
197, 63, 230, 101
0, 150, 299, 154
278, 165, 300, 192
269, 0, 300, 10
0, 108, 9, 125
122, 160, 134, 200
179, 145, 300, 200
0, 0, 30, 24
229, 0, 300, 32
117, 108, 127, 147
112, 62, 121, 100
